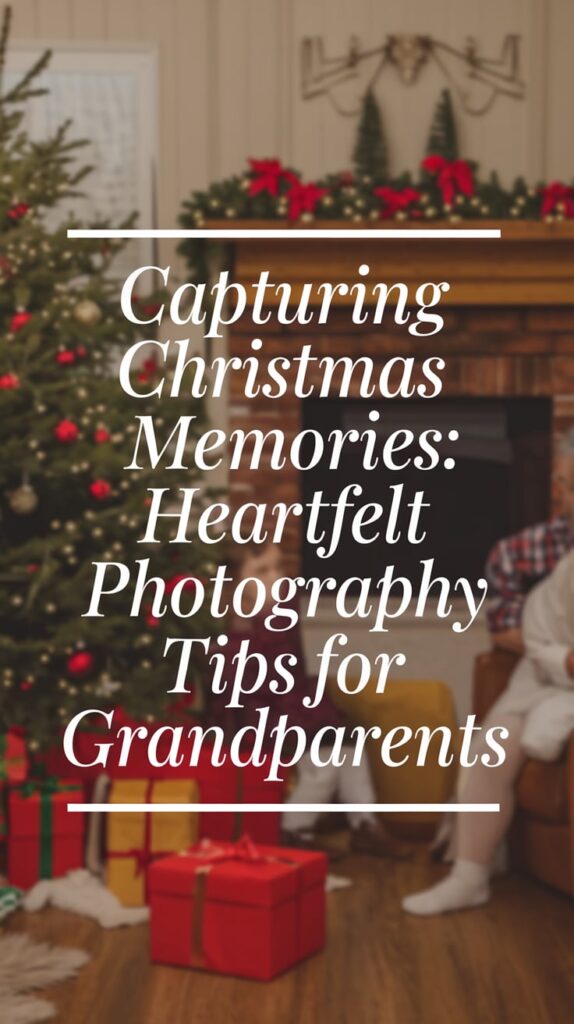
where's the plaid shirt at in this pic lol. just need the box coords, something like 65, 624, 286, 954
485, 516, 573, 632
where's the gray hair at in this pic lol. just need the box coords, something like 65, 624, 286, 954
558, 427, 574, 459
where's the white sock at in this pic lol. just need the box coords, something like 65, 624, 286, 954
402, 860, 491, 916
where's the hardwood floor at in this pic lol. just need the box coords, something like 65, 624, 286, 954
6, 856, 574, 1024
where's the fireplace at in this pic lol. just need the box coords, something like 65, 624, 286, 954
225, 223, 574, 577
301, 396, 552, 589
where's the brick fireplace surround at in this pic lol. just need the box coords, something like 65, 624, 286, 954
224, 222, 574, 576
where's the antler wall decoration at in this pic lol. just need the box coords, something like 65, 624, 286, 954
301, 33, 524, 116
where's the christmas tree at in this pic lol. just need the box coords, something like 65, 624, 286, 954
0, 8, 213, 752
426, 88, 459, 161
352, 88, 389, 183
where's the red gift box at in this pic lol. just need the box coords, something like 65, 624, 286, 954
149, 836, 326, 980
8, 780, 85, 889
1, 730, 28, 783
46, 727, 284, 844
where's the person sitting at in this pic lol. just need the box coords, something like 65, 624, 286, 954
212, 540, 410, 859
485, 428, 574, 655
402, 547, 574, 915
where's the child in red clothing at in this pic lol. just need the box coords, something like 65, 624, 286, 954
213, 541, 409, 859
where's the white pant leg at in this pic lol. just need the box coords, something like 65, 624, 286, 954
336, 753, 378, 829
282, 754, 339, 833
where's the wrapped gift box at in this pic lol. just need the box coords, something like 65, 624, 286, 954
47, 729, 285, 845
148, 837, 326, 980
196, 758, 284, 845
1, 730, 28, 783
107, 778, 199, 907
8, 780, 84, 889
1, 730, 28, 840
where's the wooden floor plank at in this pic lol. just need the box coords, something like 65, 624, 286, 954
6, 856, 574, 1024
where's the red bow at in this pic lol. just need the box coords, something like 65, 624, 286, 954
373, 186, 421, 219
186, 835, 266, 866
539, 181, 574, 218
285, 180, 329, 221
421, 155, 474, 205
248, 158, 289, 197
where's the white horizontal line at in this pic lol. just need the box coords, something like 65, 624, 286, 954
68, 803, 499, 814
66, 228, 501, 240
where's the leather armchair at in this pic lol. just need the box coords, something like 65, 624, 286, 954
473, 649, 574, 896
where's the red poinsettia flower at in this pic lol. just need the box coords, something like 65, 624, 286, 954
94, 427, 110, 444
373, 186, 422, 219
56, 349, 76, 365
421, 155, 474, 205
285, 180, 329, 221
0, 372, 19, 389
67, 651, 95, 677
89, 478, 112, 500
7, 202, 29, 221
54, 419, 79, 444
10, 310, 32, 332
539, 181, 574, 218
248, 158, 290, 197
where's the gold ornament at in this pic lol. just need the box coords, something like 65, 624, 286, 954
73, 298, 102, 326
7, 483, 38, 515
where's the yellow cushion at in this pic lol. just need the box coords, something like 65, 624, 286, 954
327, 677, 458, 829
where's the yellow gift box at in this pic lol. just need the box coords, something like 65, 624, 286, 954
107, 779, 199, 907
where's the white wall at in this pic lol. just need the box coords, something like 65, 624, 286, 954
10, 0, 574, 250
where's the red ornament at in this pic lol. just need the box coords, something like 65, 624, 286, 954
145, 606, 161, 628
137, 356, 159, 383
373, 186, 422, 219
67, 651, 94, 677
54, 419, 79, 444
339, 171, 355, 186
56, 349, 76, 366
285, 180, 329, 221
19, 679, 34, 692
26, 563, 39, 573
10, 311, 32, 333
142, 303, 162, 318
7, 202, 29, 222
89, 478, 112, 500
75, 345, 88, 359
248, 158, 291, 197
165, 573, 198, 595
93, 427, 110, 444
421, 155, 474, 206
539, 182, 574, 218
0, 372, 19, 389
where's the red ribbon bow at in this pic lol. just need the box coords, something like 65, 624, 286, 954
373, 186, 421, 219
539, 181, 574, 218
421, 155, 474, 205
248, 159, 289, 197
285, 180, 329, 221
186, 835, 265, 867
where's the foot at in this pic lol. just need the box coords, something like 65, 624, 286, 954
350, 820, 413, 860
402, 861, 490, 916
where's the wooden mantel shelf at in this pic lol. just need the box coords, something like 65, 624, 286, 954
220, 220, 574, 306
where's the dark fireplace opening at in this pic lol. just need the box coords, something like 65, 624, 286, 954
301, 397, 552, 590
